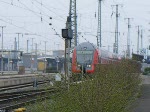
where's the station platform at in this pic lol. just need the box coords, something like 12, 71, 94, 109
0, 73, 55, 87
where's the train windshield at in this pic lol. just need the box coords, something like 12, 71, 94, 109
76, 50, 93, 64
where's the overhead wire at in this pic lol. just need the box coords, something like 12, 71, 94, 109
0, 18, 33, 33
32, 0, 66, 20
76, 0, 132, 55
0, 0, 65, 42
1, 0, 144, 54
0, 0, 66, 25
77, 0, 116, 47
17, 0, 65, 41
0, 16, 64, 53
55, 0, 69, 9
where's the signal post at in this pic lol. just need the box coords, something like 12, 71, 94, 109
62, 17, 73, 89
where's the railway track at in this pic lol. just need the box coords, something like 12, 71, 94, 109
0, 80, 51, 92
0, 79, 59, 112
0, 87, 60, 112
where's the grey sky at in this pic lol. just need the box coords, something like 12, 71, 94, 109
0, 0, 149, 55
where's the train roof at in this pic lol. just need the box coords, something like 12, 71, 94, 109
75, 42, 97, 51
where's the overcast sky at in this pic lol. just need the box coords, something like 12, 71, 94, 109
0, 0, 150, 55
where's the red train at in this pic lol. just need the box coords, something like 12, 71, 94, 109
72, 42, 121, 74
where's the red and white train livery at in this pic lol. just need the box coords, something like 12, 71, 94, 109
72, 42, 121, 74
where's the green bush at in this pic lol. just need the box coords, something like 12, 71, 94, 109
144, 67, 150, 72
27, 60, 141, 112
143, 67, 150, 75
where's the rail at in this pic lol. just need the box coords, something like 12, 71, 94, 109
0, 87, 60, 111
0, 80, 51, 92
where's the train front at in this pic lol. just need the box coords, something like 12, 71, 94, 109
72, 42, 98, 74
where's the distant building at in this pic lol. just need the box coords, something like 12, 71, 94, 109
22, 53, 37, 72
0, 49, 65, 73
53, 50, 64, 57
0, 50, 22, 71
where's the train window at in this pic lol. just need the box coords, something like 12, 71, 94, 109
76, 50, 93, 64
77, 51, 93, 55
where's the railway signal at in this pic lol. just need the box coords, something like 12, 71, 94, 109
62, 29, 73, 39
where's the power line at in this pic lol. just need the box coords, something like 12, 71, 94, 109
16, 1, 65, 41
0, 1, 64, 40
0, 19, 32, 33
32, 0, 66, 20
0, 0, 66, 22
0, 17, 64, 51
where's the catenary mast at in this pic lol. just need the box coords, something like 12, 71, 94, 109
97, 0, 102, 47
62, 0, 77, 89
69, 0, 77, 47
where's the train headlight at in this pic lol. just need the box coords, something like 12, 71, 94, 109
87, 65, 91, 68
77, 64, 81, 67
